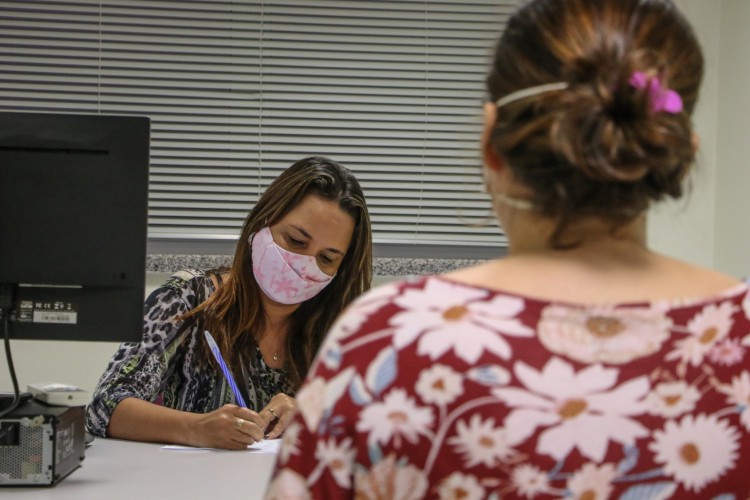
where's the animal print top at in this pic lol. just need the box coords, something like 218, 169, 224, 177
85, 269, 291, 437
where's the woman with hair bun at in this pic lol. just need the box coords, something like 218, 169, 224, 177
268, 1, 750, 497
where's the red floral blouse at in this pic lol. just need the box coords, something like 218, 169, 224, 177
267, 275, 750, 499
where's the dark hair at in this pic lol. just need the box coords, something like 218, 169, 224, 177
190, 156, 372, 389
486, 0, 703, 247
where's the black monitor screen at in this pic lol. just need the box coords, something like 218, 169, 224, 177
0, 111, 149, 342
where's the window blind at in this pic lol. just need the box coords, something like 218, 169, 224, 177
0, 0, 517, 255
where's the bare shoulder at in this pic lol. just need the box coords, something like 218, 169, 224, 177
443, 258, 545, 293
657, 254, 743, 292
444, 260, 505, 282
442, 254, 744, 304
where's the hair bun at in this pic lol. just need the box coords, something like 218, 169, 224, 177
546, 50, 693, 189
486, 0, 703, 246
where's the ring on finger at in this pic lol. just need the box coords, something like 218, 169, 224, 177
268, 408, 278, 418
235, 417, 245, 429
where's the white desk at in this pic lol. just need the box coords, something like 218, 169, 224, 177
2, 437, 277, 499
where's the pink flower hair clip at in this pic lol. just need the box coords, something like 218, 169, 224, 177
629, 71, 683, 114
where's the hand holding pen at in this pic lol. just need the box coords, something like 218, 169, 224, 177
197, 330, 274, 449
202, 330, 298, 445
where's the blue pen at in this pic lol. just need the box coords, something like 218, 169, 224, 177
204, 330, 247, 408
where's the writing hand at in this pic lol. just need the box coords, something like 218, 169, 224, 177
260, 393, 297, 440
188, 404, 266, 450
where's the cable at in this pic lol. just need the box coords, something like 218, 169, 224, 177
0, 284, 21, 418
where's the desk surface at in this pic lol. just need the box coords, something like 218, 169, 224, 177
2, 437, 277, 500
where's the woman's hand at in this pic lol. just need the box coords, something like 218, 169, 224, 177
260, 393, 297, 439
188, 404, 267, 450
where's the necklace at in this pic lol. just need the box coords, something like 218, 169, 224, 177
258, 330, 283, 363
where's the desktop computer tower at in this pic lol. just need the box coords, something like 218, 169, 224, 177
0, 399, 85, 486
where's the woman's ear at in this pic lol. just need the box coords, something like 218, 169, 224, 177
482, 101, 504, 172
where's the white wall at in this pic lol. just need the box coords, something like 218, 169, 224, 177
714, 0, 750, 277
648, 0, 749, 278
648, 0, 720, 268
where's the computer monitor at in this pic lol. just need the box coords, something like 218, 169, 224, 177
0, 111, 149, 343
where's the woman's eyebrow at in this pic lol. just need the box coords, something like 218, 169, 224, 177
326, 247, 345, 256
291, 225, 312, 239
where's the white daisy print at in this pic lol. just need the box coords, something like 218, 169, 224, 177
650, 413, 740, 492
719, 371, 750, 431
511, 464, 549, 498
742, 289, 750, 318
329, 282, 401, 340
437, 472, 485, 500
537, 304, 672, 364
666, 302, 737, 366
646, 380, 701, 419
354, 454, 428, 500
279, 421, 302, 464
415, 364, 464, 407
314, 437, 356, 488
265, 469, 312, 500
566, 463, 617, 500
356, 388, 434, 448
447, 414, 514, 467
390, 278, 532, 364
493, 357, 650, 462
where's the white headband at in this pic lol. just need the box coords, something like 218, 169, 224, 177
495, 82, 568, 108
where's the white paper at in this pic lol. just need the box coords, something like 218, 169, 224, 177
161, 438, 281, 453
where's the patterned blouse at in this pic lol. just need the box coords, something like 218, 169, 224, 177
267, 275, 750, 499
86, 269, 291, 437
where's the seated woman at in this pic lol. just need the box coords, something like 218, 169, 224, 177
267, 0, 750, 497
86, 156, 372, 450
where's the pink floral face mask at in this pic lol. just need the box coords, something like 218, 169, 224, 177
250, 226, 334, 305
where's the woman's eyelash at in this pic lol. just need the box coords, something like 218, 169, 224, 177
287, 235, 334, 263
